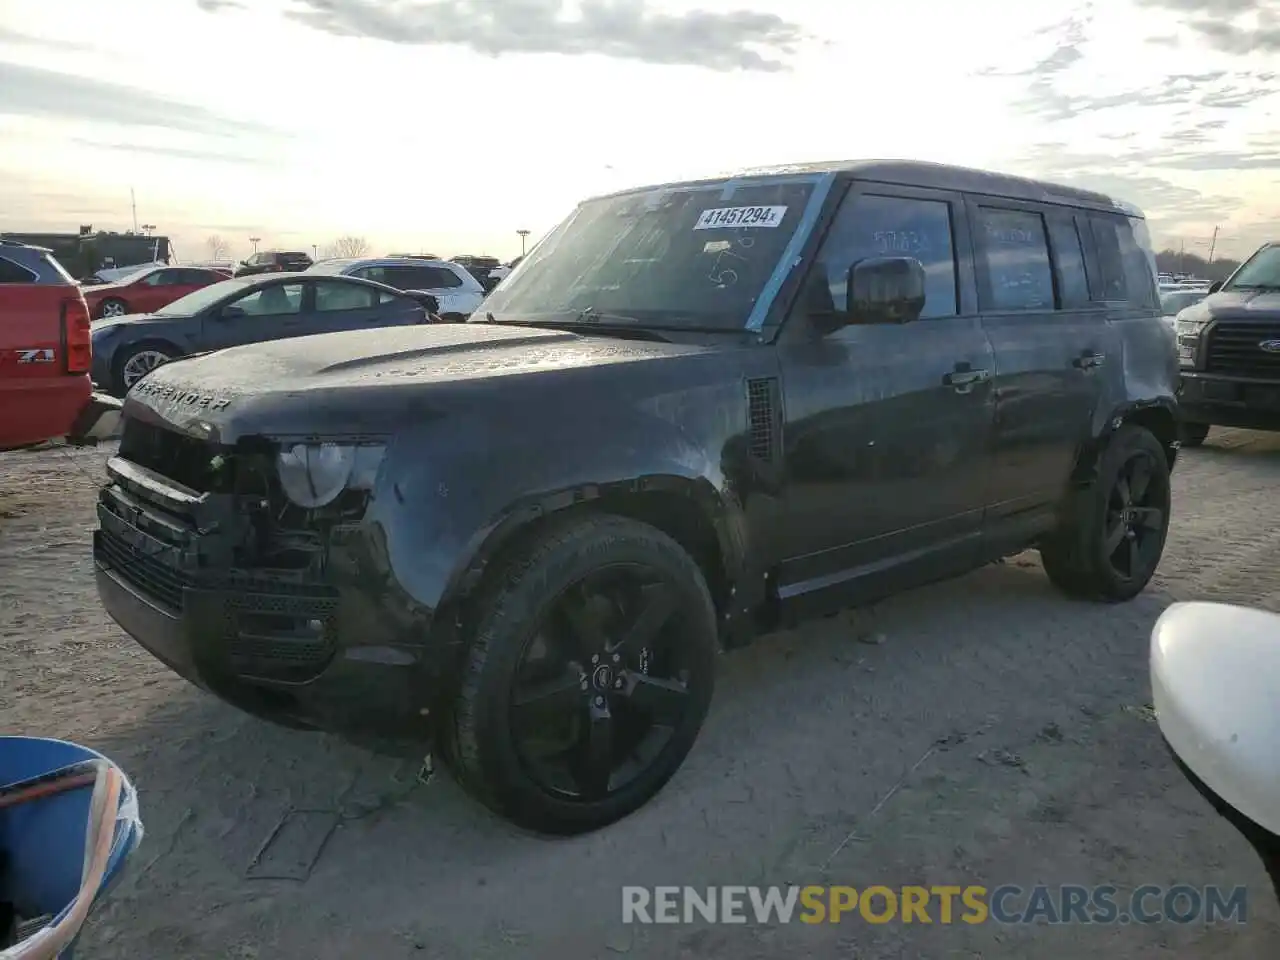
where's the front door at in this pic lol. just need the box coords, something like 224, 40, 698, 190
774, 184, 997, 608
967, 200, 1114, 539
200, 280, 307, 350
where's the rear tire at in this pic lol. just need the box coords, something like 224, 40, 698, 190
1039, 424, 1171, 602
113, 343, 178, 396
442, 513, 717, 834
98, 298, 129, 320
1180, 422, 1211, 447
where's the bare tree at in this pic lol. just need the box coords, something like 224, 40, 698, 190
322, 236, 370, 259
205, 234, 231, 260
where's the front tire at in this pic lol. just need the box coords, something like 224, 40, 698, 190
1180, 422, 1211, 447
1039, 424, 1172, 602
443, 513, 718, 834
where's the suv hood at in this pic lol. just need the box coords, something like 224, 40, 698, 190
1184, 289, 1280, 324
124, 322, 715, 442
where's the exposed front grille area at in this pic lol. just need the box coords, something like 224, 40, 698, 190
94, 436, 345, 683
95, 525, 188, 612
1204, 321, 1280, 378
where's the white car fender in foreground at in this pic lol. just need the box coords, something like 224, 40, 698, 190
1151, 601, 1280, 836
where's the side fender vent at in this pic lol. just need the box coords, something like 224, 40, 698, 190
746, 376, 780, 463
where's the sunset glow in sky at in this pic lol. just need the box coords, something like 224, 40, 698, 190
1, 0, 1277, 262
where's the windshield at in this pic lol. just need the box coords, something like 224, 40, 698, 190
479, 177, 819, 329
155, 277, 250, 315
1224, 245, 1280, 291
1160, 291, 1205, 314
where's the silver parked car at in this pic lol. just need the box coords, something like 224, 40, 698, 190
1160, 288, 1208, 326
306, 257, 485, 320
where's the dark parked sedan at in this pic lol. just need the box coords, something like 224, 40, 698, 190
90, 273, 437, 396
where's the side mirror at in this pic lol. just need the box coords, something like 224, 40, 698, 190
1208, 280, 1223, 294
1152, 602, 1280, 902
220, 305, 246, 320
845, 256, 927, 327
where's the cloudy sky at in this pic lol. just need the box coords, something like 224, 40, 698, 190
0, 0, 1276, 262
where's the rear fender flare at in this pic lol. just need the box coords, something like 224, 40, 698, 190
1071, 396, 1181, 485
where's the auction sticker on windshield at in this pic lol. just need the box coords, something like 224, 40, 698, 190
694, 206, 788, 230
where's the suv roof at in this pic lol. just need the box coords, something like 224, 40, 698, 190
0, 241, 77, 284
593, 158, 1132, 215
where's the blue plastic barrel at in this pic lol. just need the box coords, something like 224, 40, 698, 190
0, 737, 143, 958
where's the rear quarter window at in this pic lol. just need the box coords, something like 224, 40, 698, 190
0, 256, 38, 283
1088, 214, 1156, 308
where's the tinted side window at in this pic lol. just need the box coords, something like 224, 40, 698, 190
816, 193, 957, 318
1087, 216, 1127, 301
314, 281, 378, 311
975, 207, 1055, 312
421, 266, 463, 289
1045, 215, 1091, 309
0, 257, 37, 283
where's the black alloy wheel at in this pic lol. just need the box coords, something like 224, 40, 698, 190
510, 565, 696, 803
1103, 449, 1167, 582
444, 514, 717, 834
1040, 424, 1172, 602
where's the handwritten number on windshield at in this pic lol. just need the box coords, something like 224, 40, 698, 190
707, 235, 755, 287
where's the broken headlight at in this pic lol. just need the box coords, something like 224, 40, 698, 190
275, 442, 386, 509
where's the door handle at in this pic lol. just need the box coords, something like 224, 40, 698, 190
1073, 351, 1105, 369
943, 366, 991, 394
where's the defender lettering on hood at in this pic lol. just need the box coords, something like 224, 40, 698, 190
131, 377, 233, 411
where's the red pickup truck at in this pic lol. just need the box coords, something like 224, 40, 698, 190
0, 240, 121, 451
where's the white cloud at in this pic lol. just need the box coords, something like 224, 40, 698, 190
0, 0, 1276, 261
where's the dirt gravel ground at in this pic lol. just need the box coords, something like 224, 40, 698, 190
3, 430, 1280, 959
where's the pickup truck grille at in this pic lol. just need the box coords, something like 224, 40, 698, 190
1204, 320, 1280, 379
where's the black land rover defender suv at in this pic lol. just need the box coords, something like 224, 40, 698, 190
1173, 241, 1280, 446
93, 160, 1178, 834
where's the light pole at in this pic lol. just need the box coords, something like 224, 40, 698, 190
312, 244, 318, 260
249, 237, 261, 254
517, 229, 530, 256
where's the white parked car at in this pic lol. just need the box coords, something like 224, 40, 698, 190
1159, 288, 1208, 329
305, 257, 485, 320
1152, 602, 1280, 901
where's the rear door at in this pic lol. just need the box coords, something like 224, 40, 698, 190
165, 268, 219, 302
305, 280, 389, 333
132, 268, 187, 312
969, 198, 1115, 541
414, 264, 478, 315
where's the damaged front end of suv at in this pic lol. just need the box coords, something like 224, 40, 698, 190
94, 379, 456, 742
